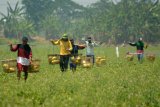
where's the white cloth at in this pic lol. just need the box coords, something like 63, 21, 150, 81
17, 57, 30, 65
85, 41, 97, 55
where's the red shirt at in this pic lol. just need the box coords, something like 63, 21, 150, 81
11, 44, 32, 59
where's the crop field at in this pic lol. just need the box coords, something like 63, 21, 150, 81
0, 43, 160, 107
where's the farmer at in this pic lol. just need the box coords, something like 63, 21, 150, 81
50, 34, 72, 72
84, 37, 98, 64
69, 39, 85, 71
128, 37, 144, 62
9, 36, 32, 81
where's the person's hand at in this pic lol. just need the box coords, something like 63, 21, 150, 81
7, 40, 12, 46
66, 49, 71, 51
29, 58, 32, 64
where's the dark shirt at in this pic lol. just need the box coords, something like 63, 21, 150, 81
129, 41, 144, 50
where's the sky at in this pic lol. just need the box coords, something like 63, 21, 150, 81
0, 0, 99, 16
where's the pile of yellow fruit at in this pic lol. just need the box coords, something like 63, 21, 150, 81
126, 54, 134, 61
146, 54, 155, 62
28, 63, 40, 73
70, 56, 82, 64
82, 60, 92, 68
48, 55, 60, 64
95, 57, 106, 66
2, 63, 16, 73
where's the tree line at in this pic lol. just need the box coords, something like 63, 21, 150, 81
0, 0, 160, 44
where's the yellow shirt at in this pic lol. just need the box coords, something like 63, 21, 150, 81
51, 39, 73, 55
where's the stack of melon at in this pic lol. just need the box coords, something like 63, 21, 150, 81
146, 54, 155, 62
70, 54, 82, 65
96, 56, 106, 66
81, 57, 92, 68
48, 54, 60, 64
1, 59, 16, 73
126, 54, 134, 61
28, 59, 41, 73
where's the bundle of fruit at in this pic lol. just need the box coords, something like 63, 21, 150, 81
48, 54, 60, 64
96, 56, 106, 66
28, 59, 41, 73
126, 54, 134, 61
81, 56, 92, 68
146, 54, 155, 62
70, 54, 82, 65
1, 59, 16, 73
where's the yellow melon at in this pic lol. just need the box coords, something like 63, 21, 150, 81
9, 67, 16, 72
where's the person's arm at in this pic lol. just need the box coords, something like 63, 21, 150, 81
10, 44, 19, 51
128, 42, 137, 46
50, 39, 60, 45
68, 40, 73, 51
29, 48, 32, 64
78, 45, 86, 50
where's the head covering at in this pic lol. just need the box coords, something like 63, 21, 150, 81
62, 33, 68, 39
22, 36, 28, 42
87, 37, 92, 40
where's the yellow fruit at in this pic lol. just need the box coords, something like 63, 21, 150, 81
52, 57, 57, 60
71, 57, 75, 61
83, 63, 91, 68
100, 59, 106, 64
96, 57, 102, 59
48, 56, 52, 60
33, 65, 39, 69
51, 60, 60, 64
77, 56, 81, 60
82, 60, 86, 64
9, 67, 15, 72
2, 64, 9, 69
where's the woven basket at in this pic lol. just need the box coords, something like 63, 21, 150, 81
28, 59, 41, 73
70, 54, 82, 65
1, 59, 16, 73
81, 56, 93, 68
48, 54, 60, 64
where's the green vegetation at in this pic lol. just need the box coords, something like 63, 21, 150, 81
0, 44, 160, 107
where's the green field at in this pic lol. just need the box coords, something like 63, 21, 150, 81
0, 43, 160, 107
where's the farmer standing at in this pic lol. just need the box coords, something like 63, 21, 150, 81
129, 37, 144, 62
70, 39, 85, 71
50, 34, 72, 72
9, 37, 32, 81
84, 37, 98, 64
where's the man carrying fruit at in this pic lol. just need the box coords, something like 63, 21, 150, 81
9, 36, 32, 81
50, 34, 72, 72
69, 39, 85, 71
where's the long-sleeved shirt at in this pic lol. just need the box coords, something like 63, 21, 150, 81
51, 39, 73, 55
71, 45, 85, 55
10, 44, 32, 65
129, 41, 144, 51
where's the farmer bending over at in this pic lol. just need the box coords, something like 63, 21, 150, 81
9, 37, 32, 81
50, 34, 72, 72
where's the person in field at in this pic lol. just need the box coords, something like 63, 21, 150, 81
84, 37, 98, 64
129, 37, 144, 62
9, 37, 32, 81
50, 34, 72, 72
70, 39, 85, 71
